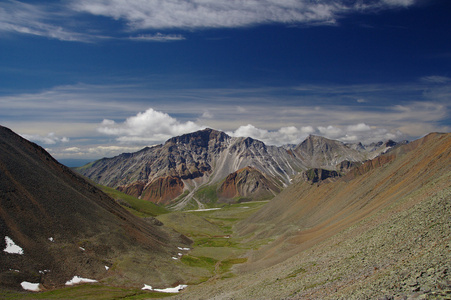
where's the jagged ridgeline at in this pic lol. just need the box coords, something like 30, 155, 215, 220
76, 128, 399, 209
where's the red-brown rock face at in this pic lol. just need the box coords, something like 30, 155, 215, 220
118, 176, 184, 205
217, 166, 281, 201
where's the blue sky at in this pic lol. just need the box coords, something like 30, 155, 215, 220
1, 0, 450, 164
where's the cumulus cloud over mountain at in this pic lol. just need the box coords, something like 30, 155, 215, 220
96, 107, 403, 147
97, 108, 204, 144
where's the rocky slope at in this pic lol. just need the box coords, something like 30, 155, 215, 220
77, 129, 393, 209
217, 166, 281, 202
0, 125, 191, 291
171, 132, 451, 299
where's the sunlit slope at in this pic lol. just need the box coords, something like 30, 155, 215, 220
174, 132, 450, 299
236, 132, 450, 266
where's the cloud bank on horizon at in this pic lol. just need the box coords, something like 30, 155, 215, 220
2, 76, 450, 160
97, 107, 405, 147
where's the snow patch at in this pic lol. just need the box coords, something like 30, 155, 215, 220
177, 247, 190, 251
65, 276, 97, 286
3, 236, 24, 255
171, 256, 178, 260
185, 208, 221, 212
79, 247, 85, 251
48, 237, 54, 242
142, 284, 188, 293
105, 266, 109, 270
21, 281, 41, 292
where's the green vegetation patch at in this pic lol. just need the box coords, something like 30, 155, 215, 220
218, 257, 248, 273
0, 284, 173, 299
181, 255, 218, 273
194, 236, 237, 248
99, 185, 169, 217
194, 184, 219, 204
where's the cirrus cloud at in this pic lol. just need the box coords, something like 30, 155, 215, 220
71, 0, 417, 30
1, 0, 419, 42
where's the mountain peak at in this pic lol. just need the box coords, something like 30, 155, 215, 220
296, 134, 344, 154
166, 128, 230, 147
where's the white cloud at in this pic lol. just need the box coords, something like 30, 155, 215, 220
21, 132, 69, 145
347, 123, 371, 132
319, 124, 403, 143
318, 125, 343, 139
87, 145, 146, 157
71, 0, 417, 30
201, 111, 214, 119
97, 108, 204, 144
229, 123, 404, 146
64, 147, 81, 152
129, 33, 186, 42
0, 1, 95, 42
0, 0, 419, 42
420, 76, 451, 84
229, 124, 313, 145
382, 0, 415, 6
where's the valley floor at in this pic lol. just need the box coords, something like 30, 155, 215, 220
3, 173, 450, 299
169, 174, 451, 299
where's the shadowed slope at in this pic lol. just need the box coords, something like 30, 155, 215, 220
0, 125, 191, 290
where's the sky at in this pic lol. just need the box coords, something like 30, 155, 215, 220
1, 0, 450, 165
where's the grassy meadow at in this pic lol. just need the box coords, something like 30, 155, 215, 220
2, 187, 269, 299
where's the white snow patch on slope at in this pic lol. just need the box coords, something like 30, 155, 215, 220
65, 276, 97, 285
177, 247, 190, 251
3, 236, 24, 255
142, 284, 188, 293
21, 281, 41, 292
185, 208, 221, 212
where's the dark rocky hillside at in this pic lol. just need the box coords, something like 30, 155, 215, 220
0, 125, 191, 291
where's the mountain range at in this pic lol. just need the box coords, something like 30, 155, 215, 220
1, 124, 450, 299
173, 132, 451, 299
76, 128, 400, 209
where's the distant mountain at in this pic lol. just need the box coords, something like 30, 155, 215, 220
0, 125, 191, 291
76, 128, 403, 209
